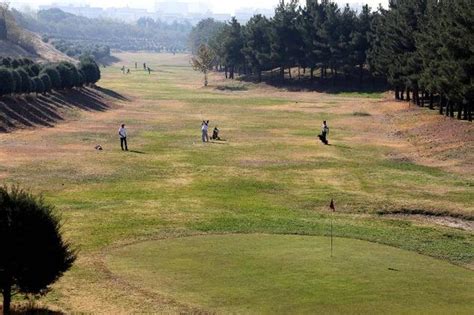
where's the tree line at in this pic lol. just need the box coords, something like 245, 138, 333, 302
12, 8, 192, 53
0, 56, 101, 97
189, 0, 472, 121
46, 38, 111, 60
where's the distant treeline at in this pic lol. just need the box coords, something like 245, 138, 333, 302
0, 56, 101, 97
12, 8, 192, 53
190, 0, 472, 121
46, 38, 111, 60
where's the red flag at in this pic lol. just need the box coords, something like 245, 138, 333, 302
329, 199, 335, 212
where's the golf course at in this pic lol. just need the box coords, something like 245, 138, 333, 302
0, 53, 473, 313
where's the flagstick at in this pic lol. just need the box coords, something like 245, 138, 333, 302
330, 210, 333, 258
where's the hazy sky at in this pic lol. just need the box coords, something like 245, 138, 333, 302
11, 0, 389, 14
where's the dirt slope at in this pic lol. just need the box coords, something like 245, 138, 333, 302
0, 31, 74, 63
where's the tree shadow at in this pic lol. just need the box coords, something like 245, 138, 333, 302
9, 306, 65, 315
238, 70, 388, 94
93, 86, 130, 101
0, 86, 118, 133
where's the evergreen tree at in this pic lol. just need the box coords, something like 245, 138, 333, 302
40, 66, 62, 90
0, 186, 76, 314
222, 17, 244, 79
242, 14, 272, 81
0, 68, 14, 96
40, 73, 52, 94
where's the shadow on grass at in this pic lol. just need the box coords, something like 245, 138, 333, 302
237, 70, 388, 95
93, 86, 130, 101
7, 306, 64, 315
129, 150, 146, 154
0, 87, 118, 133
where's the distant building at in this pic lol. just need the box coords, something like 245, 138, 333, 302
105, 7, 151, 21
155, 1, 189, 15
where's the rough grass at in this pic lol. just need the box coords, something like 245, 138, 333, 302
0, 52, 472, 313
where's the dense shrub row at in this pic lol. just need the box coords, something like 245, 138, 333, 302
0, 56, 101, 97
48, 38, 111, 60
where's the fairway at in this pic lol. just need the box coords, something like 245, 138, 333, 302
0, 52, 472, 313
106, 234, 474, 314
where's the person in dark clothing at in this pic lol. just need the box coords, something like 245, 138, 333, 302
318, 121, 329, 145
211, 126, 221, 140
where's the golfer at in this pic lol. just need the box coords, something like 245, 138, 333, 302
318, 121, 329, 145
201, 120, 209, 143
119, 124, 128, 151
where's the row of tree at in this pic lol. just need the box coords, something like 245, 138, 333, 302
47, 38, 111, 60
0, 56, 101, 97
190, 0, 472, 121
12, 8, 192, 53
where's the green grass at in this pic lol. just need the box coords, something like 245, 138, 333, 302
1, 52, 472, 312
106, 234, 474, 314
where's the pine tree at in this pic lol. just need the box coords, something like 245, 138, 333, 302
242, 14, 272, 82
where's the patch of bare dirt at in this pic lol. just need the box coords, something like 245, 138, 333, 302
380, 101, 474, 173
384, 214, 474, 232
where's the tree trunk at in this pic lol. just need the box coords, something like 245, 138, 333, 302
204, 72, 208, 87
457, 102, 462, 120
406, 88, 411, 102
288, 67, 292, 79
450, 101, 454, 118
280, 66, 285, 80
429, 93, 434, 109
298, 66, 301, 80
2, 283, 12, 315
395, 87, 400, 100
446, 99, 450, 117
225, 66, 228, 79
258, 70, 262, 83
310, 67, 314, 81
439, 96, 444, 115
468, 101, 472, 122
400, 89, 404, 100
463, 102, 468, 120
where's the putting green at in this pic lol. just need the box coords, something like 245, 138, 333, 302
106, 234, 473, 314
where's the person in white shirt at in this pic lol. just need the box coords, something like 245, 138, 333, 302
119, 124, 128, 151
201, 120, 209, 143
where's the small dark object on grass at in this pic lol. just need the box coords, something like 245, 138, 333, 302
388, 268, 400, 271
353, 111, 371, 117
95, 145, 103, 151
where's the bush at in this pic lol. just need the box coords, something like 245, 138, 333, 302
40, 66, 61, 90
0, 186, 76, 314
55, 62, 74, 89
32, 76, 45, 95
79, 57, 101, 85
40, 73, 52, 93
16, 68, 31, 93
0, 67, 14, 96
11, 69, 22, 93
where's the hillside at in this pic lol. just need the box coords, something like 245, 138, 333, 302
0, 31, 73, 63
